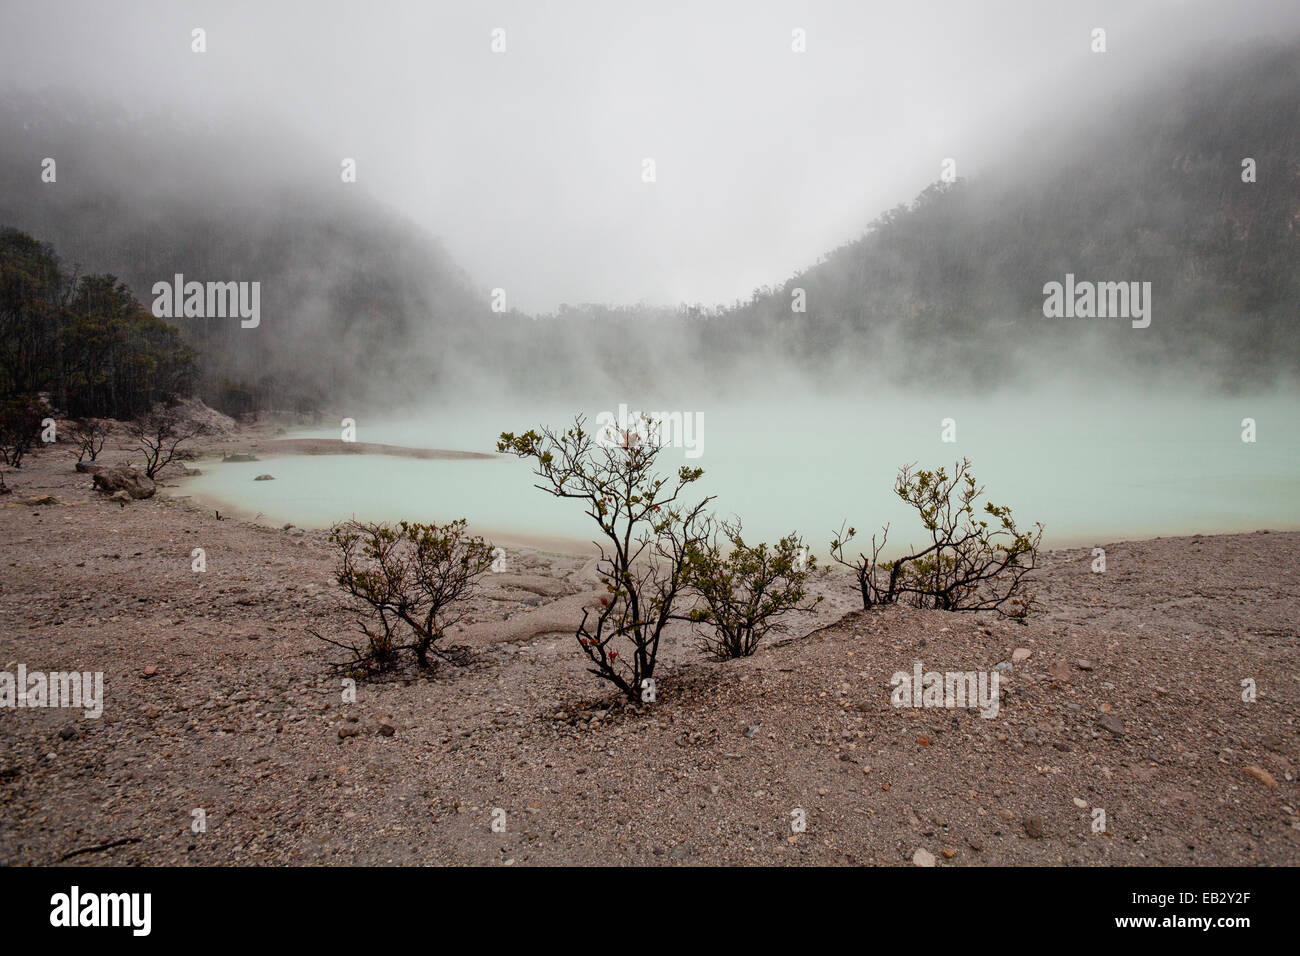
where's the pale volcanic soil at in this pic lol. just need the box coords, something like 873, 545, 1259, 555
0, 427, 1297, 867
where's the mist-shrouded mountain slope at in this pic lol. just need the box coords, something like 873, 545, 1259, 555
692, 38, 1299, 391
1, 35, 1296, 413
0, 94, 491, 413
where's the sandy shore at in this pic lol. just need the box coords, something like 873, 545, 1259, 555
0, 431, 1297, 866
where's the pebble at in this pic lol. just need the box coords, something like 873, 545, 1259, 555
912, 847, 937, 867
1023, 816, 1045, 839
1011, 648, 1032, 663
1098, 714, 1126, 736
1244, 765, 1277, 789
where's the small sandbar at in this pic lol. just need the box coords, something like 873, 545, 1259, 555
241, 438, 497, 460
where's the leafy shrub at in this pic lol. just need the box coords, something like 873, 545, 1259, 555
684, 520, 821, 659
832, 458, 1042, 619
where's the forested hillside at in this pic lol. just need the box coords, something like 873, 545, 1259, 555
687, 39, 1300, 389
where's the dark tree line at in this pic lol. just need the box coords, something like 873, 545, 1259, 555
0, 228, 194, 419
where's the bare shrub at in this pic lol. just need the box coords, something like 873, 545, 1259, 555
128, 405, 207, 479
68, 418, 113, 462
0, 394, 44, 467
319, 519, 495, 671
499, 415, 712, 702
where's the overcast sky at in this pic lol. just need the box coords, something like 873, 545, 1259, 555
2, 0, 1297, 312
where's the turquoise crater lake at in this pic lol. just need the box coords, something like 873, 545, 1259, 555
176, 391, 1300, 554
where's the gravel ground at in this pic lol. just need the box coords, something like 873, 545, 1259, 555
1, 431, 1296, 866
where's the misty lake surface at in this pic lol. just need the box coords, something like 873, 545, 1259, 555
178, 392, 1300, 554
